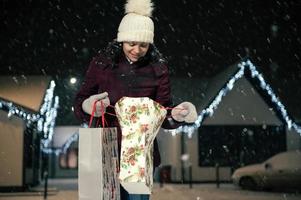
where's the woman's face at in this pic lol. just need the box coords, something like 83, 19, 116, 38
122, 42, 150, 62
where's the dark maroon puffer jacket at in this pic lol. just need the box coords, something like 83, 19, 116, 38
74, 53, 181, 167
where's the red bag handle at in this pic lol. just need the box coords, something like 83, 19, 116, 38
88, 100, 106, 128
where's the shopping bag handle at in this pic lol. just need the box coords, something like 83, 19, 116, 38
88, 100, 105, 128
87, 99, 186, 128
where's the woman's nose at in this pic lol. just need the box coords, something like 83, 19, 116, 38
133, 46, 140, 54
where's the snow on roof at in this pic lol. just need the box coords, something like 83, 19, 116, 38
0, 76, 52, 112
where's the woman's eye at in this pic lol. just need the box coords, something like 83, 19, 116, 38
140, 44, 148, 48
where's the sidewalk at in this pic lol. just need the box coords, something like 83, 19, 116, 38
0, 179, 300, 200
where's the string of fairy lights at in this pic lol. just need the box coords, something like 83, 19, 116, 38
1, 59, 300, 155
0, 80, 59, 153
174, 59, 301, 137
39, 81, 60, 148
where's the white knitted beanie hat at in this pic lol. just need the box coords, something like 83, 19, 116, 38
117, 0, 154, 44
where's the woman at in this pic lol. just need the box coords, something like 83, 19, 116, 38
74, 0, 197, 199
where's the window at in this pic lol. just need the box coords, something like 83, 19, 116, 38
59, 147, 78, 169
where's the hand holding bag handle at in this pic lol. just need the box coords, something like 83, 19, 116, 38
89, 100, 106, 128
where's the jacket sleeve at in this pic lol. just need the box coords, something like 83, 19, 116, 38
73, 56, 101, 124
154, 63, 185, 129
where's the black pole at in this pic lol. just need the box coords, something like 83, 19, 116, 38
215, 163, 220, 188
188, 165, 192, 189
180, 133, 185, 183
44, 171, 48, 199
159, 166, 163, 188
43, 152, 49, 200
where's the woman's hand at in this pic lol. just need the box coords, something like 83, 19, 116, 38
82, 92, 110, 117
171, 102, 197, 123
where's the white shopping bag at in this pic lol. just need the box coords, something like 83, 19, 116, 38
78, 127, 120, 200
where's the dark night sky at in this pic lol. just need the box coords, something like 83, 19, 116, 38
1, 0, 300, 125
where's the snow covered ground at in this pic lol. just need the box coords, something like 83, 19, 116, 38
151, 184, 301, 200
0, 180, 300, 200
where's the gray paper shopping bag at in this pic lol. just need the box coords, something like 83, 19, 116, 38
78, 127, 120, 200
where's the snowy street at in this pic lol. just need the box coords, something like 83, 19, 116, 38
0, 181, 300, 200
151, 184, 301, 200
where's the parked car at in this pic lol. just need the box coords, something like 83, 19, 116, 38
232, 150, 301, 190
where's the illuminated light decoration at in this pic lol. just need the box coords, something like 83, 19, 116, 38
167, 59, 301, 137
35, 80, 60, 150
0, 80, 59, 153
0, 100, 41, 125
41, 131, 79, 156
41, 96, 59, 148
43, 124, 89, 155
61, 132, 79, 153
70, 77, 77, 84
46, 123, 90, 155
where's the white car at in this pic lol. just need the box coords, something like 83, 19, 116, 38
232, 150, 301, 190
